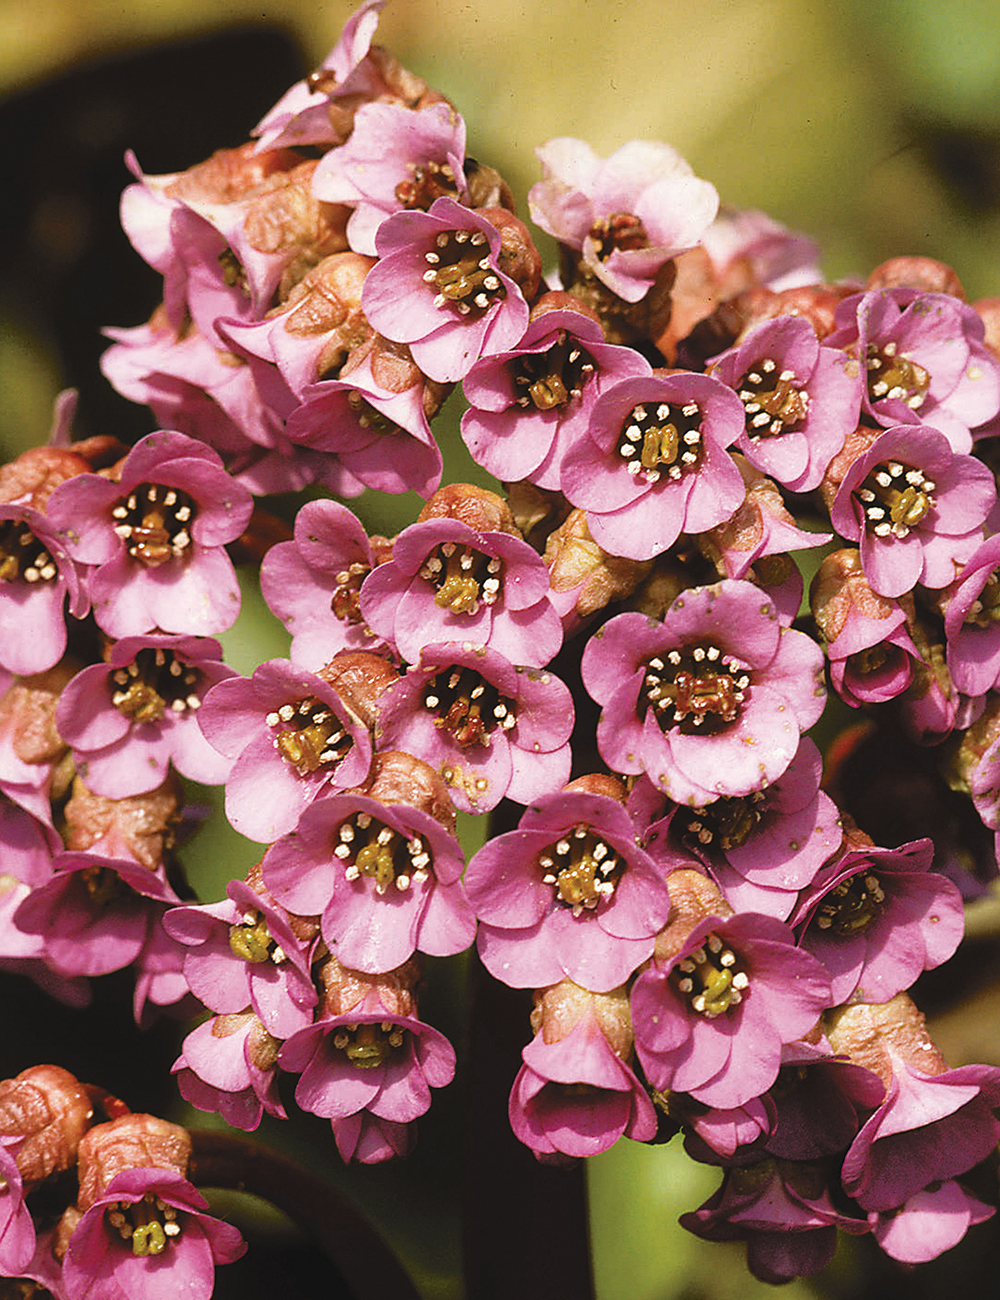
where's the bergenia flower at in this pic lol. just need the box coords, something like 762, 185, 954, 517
62, 1165, 246, 1300
47, 430, 254, 637
0, 503, 87, 675
869, 1181, 994, 1264
374, 642, 574, 814
464, 787, 674, 992
174, 1012, 287, 1131
312, 99, 468, 255
259, 498, 388, 670
825, 287, 1000, 452
631, 897, 832, 1110
709, 314, 860, 491
943, 532, 1000, 696
581, 580, 826, 803
830, 424, 995, 599
461, 301, 651, 490
528, 138, 719, 302
361, 196, 530, 382
56, 635, 236, 798
359, 514, 562, 667
795, 836, 965, 1005
560, 370, 747, 561
197, 658, 373, 842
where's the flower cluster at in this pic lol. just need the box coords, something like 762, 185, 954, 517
0, 1065, 244, 1298
4, 0, 1000, 1290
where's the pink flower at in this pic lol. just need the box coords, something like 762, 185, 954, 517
57, 635, 235, 798
361, 197, 530, 382
197, 659, 373, 842
47, 431, 254, 637
528, 138, 719, 302
943, 532, 1000, 695
174, 1012, 286, 1131
359, 515, 562, 668
464, 789, 673, 992
560, 371, 747, 562
581, 580, 826, 803
830, 425, 995, 599
631, 908, 831, 1110
62, 1167, 245, 1300
374, 642, 573, 814
0, 504, 87, 675
870, 1180, 994, 1263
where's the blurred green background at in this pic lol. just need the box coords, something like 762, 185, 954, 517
3, 1, 1000, 1297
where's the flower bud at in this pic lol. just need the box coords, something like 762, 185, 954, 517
75, 1115, 192, 1214
530, 979, 635, 1060
357, 749, 457, 836
0, 661, 77, 769
63, 773, 183, 871
317, 650, 400, 731
0, 1065, 93, 1185
824, 992, 949, 1088
652, 868, 733, 965
417, 483, 517, 535
477, 208, 542, 303
316, 952, 419, 1021
866, 256, 964, 298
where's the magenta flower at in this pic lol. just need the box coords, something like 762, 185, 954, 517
0, 503, 87, 675
825, 287, 1000, 451
700, 206, 822, 292
174, 1012, 287, 1131
794, 837, 965, 1005
312, 99, 468, 255
560, 371, 747, 561
0, 1139, 34, 1276
280, 1002, 456, 1138
261, 789, 475, 973
47, 431, 254, 637
830, 425, 995, 599
259, 498, 387, 670
631, 737, 842, 920
464, 789, 673, 992
165, 878, 318, 1038
374, 642, 573, 813
330, 1112, 413, 1165
528, 138, 719, 302
581, 580, 826, 803
460, 305, 651, 490
197, 659, 373, 842
631, 910, 831, 1110
361, 197, 530, 382
359, 515, 562, 667
57, 635, 235, 798
62, 1167, 246, 1300
709, 315, 860, 491
943, 533, 1000, 695
509, 990, 657, 1159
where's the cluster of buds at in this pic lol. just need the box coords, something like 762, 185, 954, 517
0, 1065, 244, 1297
4, 0, 1000, 1288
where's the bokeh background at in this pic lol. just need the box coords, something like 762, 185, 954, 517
3, 1, 1000, 1297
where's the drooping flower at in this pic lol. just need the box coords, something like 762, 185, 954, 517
174, 1011, 287, 1132
0, 503, 87, 676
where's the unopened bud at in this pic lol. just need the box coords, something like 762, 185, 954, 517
0, 1065, 93, 1185
316, 953, 419, 1020
530, 979, 635, 1060
653, 869, 732, 965
418, 483, 517, 535
76, 1115, 191, 1213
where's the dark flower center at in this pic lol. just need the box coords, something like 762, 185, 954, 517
855, 459, 936, 540
423, 228, 506, 316
423, 665, 515, 748
736, 357, 808, 439
111, 483, 197, 567
588, 212, 648, 260
334, 811, 432, 894
419, 542, 502, 615
218, 246, 247, 293
0, 521, 57, 585
672, 932, 749, 1018
865, 341, 929, 410
331, 1021, 406, 1069
538, 823, 623, 916
675, 790, 768, 853
616, 400, 703, 485
80, 865, 130, 907
641, 643, 749, 734
266, 697, 352, 775
346, 390, 402, 437
395, 160, 460, 210
330, 560, 370, 624
512, 330, 596, 411
110, 648, 203, 725
229, 910, 287, 963
813, 870, 885, 935
107, 1191, 181, 1256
